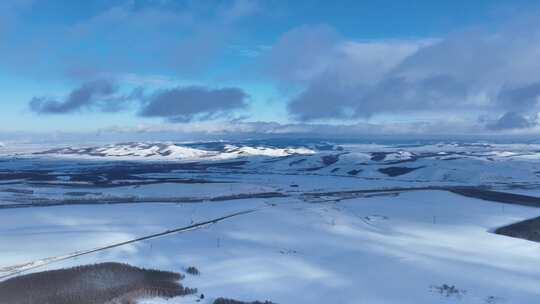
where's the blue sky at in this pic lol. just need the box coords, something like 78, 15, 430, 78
2, 0, 540, 137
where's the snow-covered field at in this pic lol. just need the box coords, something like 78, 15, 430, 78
1, 140, 540, 303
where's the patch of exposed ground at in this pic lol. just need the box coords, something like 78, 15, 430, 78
378, 166, 424, 177
0, 161, 246, 187
347, 169, 362, 175
448, 187, 540, 207
321, 154, 340, 166
307, 186, 540, 208
495, 216, 540, 242
370, 152, 389, 161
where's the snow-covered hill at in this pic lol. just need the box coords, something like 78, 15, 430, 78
39, 142, 214, 160
11, 141, 540, 186
36, 142, 316, 161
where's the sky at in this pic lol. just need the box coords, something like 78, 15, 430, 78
2, 0, 540, 139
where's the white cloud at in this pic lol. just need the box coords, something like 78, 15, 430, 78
263, 19, 540, 131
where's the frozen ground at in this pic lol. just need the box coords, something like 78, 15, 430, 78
1, 140, 540, 303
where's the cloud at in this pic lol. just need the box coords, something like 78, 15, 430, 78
263, 24, 342, 84
28, 79, 249, 122
29, 79, 143, 114
496, 83, 540, 111
264, 20, 540, 127
485, 112, 537, 130
0, 0, 264, 80
99, 117, 487, 139
138, 86, 249, 122
263, 25, 436, 120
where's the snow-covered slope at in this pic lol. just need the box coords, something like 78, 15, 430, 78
2, 140, 540, 303
38, 142, 214, 160
37, 142, 316, 161
8, 141, 540, 186
2, 190, 540, 304
222, 144, 315, 157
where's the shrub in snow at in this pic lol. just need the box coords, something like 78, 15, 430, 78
186, 266, 200, 275
213, 298, 276, 304
430, 284, 466, 298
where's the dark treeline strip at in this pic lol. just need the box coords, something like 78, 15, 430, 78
0, 192, 287, 210
0, 262, 196, 304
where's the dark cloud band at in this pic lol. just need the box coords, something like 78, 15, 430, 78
138, 86, 249, 122
29, 81, 249, 123
29, 79, 118, 114
265, 23, 540, 131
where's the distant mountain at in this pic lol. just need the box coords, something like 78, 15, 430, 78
35, 142, 316, 161
21, 141, 540, 185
